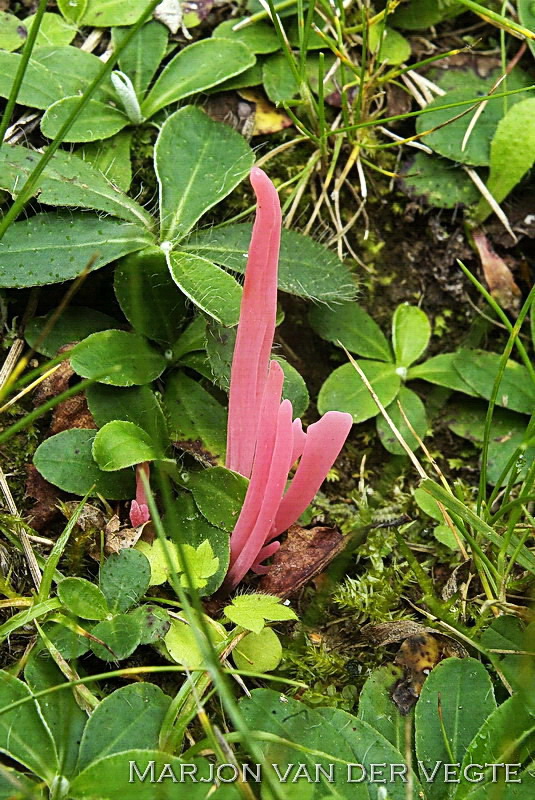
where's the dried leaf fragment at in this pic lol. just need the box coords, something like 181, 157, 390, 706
258, 523, 345, 598
472, 230, 521, 312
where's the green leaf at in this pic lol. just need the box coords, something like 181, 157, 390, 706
212, 19, 280, 53
357, 665, 409, 751
453, 349, 535, 414
70, 330, 166, 386
163, 614, 226, 668
0, 671, 58, 781
86, 384, 169, 453
78, 130, 133, 192
204, 321, 236, 389
176, 540, 219, 590
114, 247, 187, 345
415, 70, 532, 166
392, 303, 430, 367
173, 315, 207, 360
155, 106, 254, 241
240, 688, 422, 798
24, 654, 87, 780
408, 352, 480, 395
233, 627, 282, 673
77, 683, 171, 771
93, 420, 162, 471
184, 224, 355, 303
83, 0, 154, 26
31, 45, 115, 100
167, 250, 242, 326
481, 616, 534, 701
129, 604, 170, 644
0, 769, 44, 799
139, 537, 222, 594
0, 212, 154, 289
421, 479, 535, 572
224, 594, 297, 634
32, 45, 117, 101
34, 429, 135, 499
70, 751, 239, 799
90, 613, 142, 661
286, 16, 327, 49
187, 466, 248, 532
519, 0, 535, 59
41, 96, 129, 143
166, 493, 230, 595
58, 577, 109, 620
445, 400, 534, 486
475, 98, 535, 222
99, 549, 151, 614
415, 657, 496, 800
25, 306, 117, 357
0, 144, 152, 226
318, 360, 401, 423
275, 357, 310, 418
263, 52, 299, 103
0, 52, 63, 109
215, 61, 263, 92
376, 386, 428, 454
58, 0, 87, 24
309, 301, 392, 361
25, 12, 77, 47
41, 619, 90, 659
401, 152, 480, 208
112, 21, 169, 99
414, 486, 443, 521
456, 693, 535, 800
163, 371, 227, 463
135, 538, 181, 586
0, 13, 28, 52
433, 523, 459, 550
142, 39, 256, 118
368, 25, 411, 64
392, 0, 459, 29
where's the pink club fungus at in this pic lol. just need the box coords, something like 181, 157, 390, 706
224, 167, 352, 591
130, 461, 151, 528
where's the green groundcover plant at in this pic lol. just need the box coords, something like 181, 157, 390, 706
311, 299, 535, 483
0, 637, 533, 799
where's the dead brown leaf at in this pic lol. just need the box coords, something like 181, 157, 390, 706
49, 395, 96, 435
472, 230, 521, 313
33, 355, 73, 407
33, 345, 96, 435
25, 464, 63, 531
258, 523, 345, 598
89, 515, 153, 560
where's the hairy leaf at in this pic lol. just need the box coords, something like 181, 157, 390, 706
155, 106, 254, 241
142, 39, 256, 118
0, 213, 154, 289
185, 224, 355, 302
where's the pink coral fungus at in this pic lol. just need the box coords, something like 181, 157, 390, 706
224, 167, 352, 591
130, 461, 151, 528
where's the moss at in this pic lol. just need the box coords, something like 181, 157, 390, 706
0, 405, 39, 509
